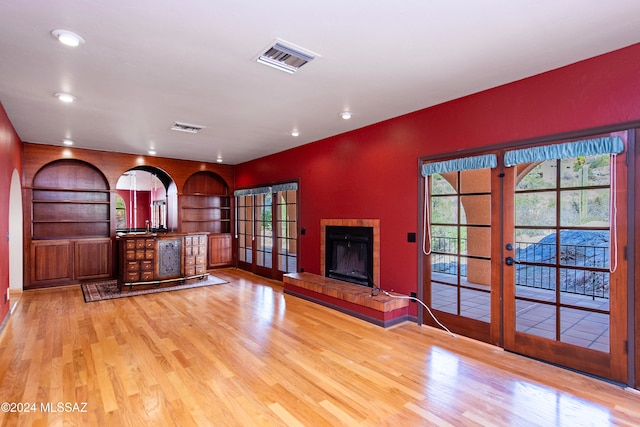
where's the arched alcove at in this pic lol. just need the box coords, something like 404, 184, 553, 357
116, 166, 177, 233
181, 171, 232, 267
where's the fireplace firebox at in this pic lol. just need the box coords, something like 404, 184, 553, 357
325, 226, 374, 287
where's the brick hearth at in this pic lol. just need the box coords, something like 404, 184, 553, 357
283, 272, 409, 327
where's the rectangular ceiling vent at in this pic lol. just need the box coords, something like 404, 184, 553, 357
256, 40, 317, 74
170, 121, 205, 134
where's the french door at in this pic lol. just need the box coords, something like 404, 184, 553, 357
423, 133, 629, 383
236, 184, 298, 280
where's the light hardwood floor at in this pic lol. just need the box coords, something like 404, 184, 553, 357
0, 268, 638, 426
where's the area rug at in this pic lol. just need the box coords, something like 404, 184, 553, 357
81, 274, 228, 302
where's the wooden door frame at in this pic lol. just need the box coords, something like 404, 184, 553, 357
501, 143, 629, 384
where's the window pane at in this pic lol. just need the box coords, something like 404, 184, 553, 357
460, 195, 490, 225
431, 196, 458, 224
560, 189, 609, 226
515, 229, 556, 264
559, 268, 609, 309
431, 282, 457, 314
515, 300, 556, 339
515, 265, 557, 302
560, 308, 609, 352
559, 230, 609, 268
461, 226, 491, 258
431, 226, 458, 254
516, 161, 557, 190
460, 168, 491, 193
460, 288, 490, 322
560, 155, 610, 188
431, 173, 457, 195
515, 192, 556, 227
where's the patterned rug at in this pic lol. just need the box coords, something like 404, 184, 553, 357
81, 274, 228, 302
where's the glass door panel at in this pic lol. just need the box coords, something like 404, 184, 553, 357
237, 195, 253, 264
427, 166, 493, 341
504, 139, 628, 383
276, 189, 297, 274
255, 193, 273, 269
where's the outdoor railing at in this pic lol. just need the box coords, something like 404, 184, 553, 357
430, 237, 609, 299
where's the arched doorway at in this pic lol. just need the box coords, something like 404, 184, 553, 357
9, 169, 23, 295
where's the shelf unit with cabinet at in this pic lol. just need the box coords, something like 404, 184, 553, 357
28, 159, 113, 287
181, 171, 233, 267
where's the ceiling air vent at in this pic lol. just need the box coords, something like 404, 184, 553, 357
256, 40, 317, 74
170, 121, 205, 134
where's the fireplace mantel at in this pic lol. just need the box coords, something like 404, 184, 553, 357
320, 219, 380, 287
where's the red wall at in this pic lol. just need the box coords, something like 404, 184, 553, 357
235, 43, 640, 315
0, 103, 23, 325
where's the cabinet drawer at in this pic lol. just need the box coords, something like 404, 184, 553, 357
135, 250, 145, 260
125, 272, 140, 282
126, 261, 140, 272
145, 250, 155, 260
185, 236, 193, 246
125, 240, 136, 250
198, 245, 207, 256
184, 256, 195, 266
125, 250, 136, 261
196, 256, 206, 265
195, 265, 206, 275
141, 271, 154, 281
135, 239, 145, 249
141, 260, 153, 271
145, 239, 155, 249
185, 266, 196, 277
184, 246, 193, 256
198, 236, 207, 245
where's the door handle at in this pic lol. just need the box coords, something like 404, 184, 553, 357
505, 256, 515, 266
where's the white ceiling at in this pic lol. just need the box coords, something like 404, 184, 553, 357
1, 1, 640, 165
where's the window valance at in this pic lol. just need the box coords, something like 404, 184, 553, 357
504, 136, 624, 167
421, 154, 497, 177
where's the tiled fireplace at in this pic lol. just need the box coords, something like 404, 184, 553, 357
320, 219, 380, 287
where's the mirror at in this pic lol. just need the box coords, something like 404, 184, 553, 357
116, 166, 176, 234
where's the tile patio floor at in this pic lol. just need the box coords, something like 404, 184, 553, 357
431, 272, 610, 352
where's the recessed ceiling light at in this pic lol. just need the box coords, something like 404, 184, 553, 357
340, 111, 352, 120
54, 92, 76, 103
291, 130, 300, 137
51, 29, 85, 47
63, 139, 74, 146
148, 150, 156, 155
216, 158, 223, 163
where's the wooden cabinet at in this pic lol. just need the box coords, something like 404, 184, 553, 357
118, 233, 207, 289
184, 234, 208, 277
209, 234, 232, 267
30, 238, 112, 286
121, 236, 156, 283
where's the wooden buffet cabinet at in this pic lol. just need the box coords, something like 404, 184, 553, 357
118, 233, 209, 290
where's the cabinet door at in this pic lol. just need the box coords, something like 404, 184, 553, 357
31, 240, 73, 285
75, 238, 112, 280
208, 234, 232, 267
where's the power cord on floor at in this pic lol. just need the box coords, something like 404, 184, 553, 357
371, 287, 457, 338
